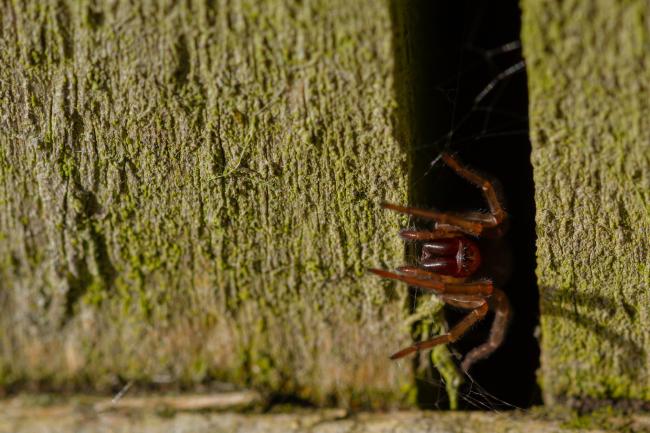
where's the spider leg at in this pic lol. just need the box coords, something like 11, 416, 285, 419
391, 266, 486, 306
437, 294, 487, 309
369, 268, 493, 296
390, 302, 489, 360
460, 288, 511, 371
382, 154, 507, 236
396, 265, 466, 284
440, 153, 507, 227
382, 202, 485, 236
399, 228, 462, 240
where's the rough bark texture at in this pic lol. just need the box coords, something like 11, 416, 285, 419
0, 0, 417, 406
522, 0, 650, 403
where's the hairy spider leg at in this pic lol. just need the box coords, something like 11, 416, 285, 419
390, 302, 489, 360
382, 153, 507, 235
436, 294, 488, 309
460, 288, 511, 371
390, 266, 487, 309
399, 228, 463, 240
440, 153, 507, 227
396, 265, 466, 284
382, 203, 485, 236
368, 268, 493, 296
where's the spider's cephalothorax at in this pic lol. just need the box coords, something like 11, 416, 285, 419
370, 153, 511, 371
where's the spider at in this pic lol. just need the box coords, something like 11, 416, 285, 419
370, 152, 511, 371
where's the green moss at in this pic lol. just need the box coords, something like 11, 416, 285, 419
0, 0, 416, 407
561, 406, 642, 433
523, 0, 650, 404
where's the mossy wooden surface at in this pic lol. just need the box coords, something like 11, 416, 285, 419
0, 0, 418, 406
522, 0, 650, 403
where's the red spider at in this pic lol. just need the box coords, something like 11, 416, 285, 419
371, 153, 511, 371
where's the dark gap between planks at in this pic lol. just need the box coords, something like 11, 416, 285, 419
392, 0, 541, 409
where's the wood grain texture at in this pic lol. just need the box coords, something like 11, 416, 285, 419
3, 396, 649, 433
522, 0, 650, 403
0, 0, 416, 406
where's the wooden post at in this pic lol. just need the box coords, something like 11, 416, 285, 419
0, 0, 418, 406
522, 0, 650, 405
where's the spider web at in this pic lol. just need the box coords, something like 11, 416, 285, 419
391, 0, 541, 412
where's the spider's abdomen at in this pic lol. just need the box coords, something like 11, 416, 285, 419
420, 237, 482, 278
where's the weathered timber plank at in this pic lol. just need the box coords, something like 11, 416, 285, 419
522, 0, 650, 403
3, 396, 650, 433
0, 0, 416, 406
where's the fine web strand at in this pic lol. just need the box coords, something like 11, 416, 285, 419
413, 40, 528, 185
